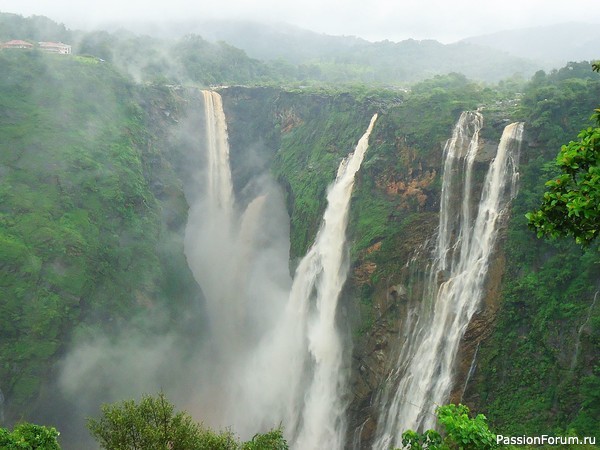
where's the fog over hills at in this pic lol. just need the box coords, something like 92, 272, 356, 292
462, 22, 600, 68
2, 10, 597, 83
118, 18, 598, 76
100, 18, 541, 82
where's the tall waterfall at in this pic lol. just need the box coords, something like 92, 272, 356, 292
231, 114, 378, 449
373, 113, 523, 449
185, 91, 378, 448
184, 90, 240, 357
202, 90, 234, 214
290, 113, 378, 449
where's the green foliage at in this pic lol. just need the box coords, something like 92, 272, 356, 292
0, 423, 61, 449
241, 429, 288, 450
0, 13, 70, 43
0, 49, 196, 413
526, 110, 600, 246
269, 91, 377, 257
88, 393, 288, 450
400, 404, 498, 450
517, 62, 600, 150
88, 393, 234, 450
402, 429, 443, 450
465, 62, 600, 439
437, 404, 498, 449
390, 73, 484, 154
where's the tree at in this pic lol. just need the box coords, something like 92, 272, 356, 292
526, 109, 600, 245
400, 404, 498, 450
526, 63, 600, 246
87, 392, 288, 450
0, 422, 61, 449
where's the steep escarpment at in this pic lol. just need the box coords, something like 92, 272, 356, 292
0, 50, 199, 423
1, 51, 598, 447
346, 112, 518, 448
460, 70, 600, 437
220, 69, 599, 443
221, 86, 387, 259
220, 80, 502, 446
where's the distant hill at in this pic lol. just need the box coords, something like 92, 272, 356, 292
0, 12, 541, 83
121, 19, 540, 83
461, 22, 600, 68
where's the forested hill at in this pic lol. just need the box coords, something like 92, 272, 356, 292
462, 22, 600, 67
0, 12, 538, 84
118, 19, 541, 82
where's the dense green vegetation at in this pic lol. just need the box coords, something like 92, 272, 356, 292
228, 74, 492, 260
88, 393, 288, 450
0, 50, 195, 415
1, 10, 598, 448
224, 73, 598, 443
527, 109, 600, 245
345, 74, 495, 336
401, 404, 498, 450
270, 91, 380, 258
468, 62, 600, 438
527, 63, 600, 246
0, 394, 288, 450
0, 422, 61, 449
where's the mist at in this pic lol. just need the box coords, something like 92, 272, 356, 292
2, 3, 599, 449
45, 89, 294, 448
4, 0, 600, 43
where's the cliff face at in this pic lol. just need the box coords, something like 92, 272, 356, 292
345, 116, 513, 447
220, 86, 508, 445
221, 85, 599, 442
0, 51, 200, 424
2, 72, 597, 442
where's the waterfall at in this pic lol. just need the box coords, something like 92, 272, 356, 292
460, 342, 480, 403
184, 91, 378, 449
290, 113, 378, 449
229, 114, 378, 449
373, 113, 523, 449
202, 90, 234, 215
184, 90, 239, 357
570, 290, 599, 372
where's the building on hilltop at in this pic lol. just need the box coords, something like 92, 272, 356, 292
0, 40, 72, 54
38, 41, 71, 54
1, 40, 34, 49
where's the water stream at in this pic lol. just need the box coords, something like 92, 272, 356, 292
373, 113, 523, 449
186, 91, 378, 449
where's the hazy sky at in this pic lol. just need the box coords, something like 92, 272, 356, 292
1, 0, 600, 42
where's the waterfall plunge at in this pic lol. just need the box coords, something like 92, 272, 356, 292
184, 91, 292, 428
289, 113, 378, 449
185, 91, 378, 449
373, 113, 523, 449
232, 113, 378, 450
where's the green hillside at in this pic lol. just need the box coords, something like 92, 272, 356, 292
0, 49, 195, 414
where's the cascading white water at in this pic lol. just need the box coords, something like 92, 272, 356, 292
227, 114, 378, 449
373, 113, 523, 449
202, 90, 234, 214
184, 90, 239, 356
184, 91, 378, 448
290, 113, 378, 449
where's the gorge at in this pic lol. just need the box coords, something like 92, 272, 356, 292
0, 45, 598, 449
